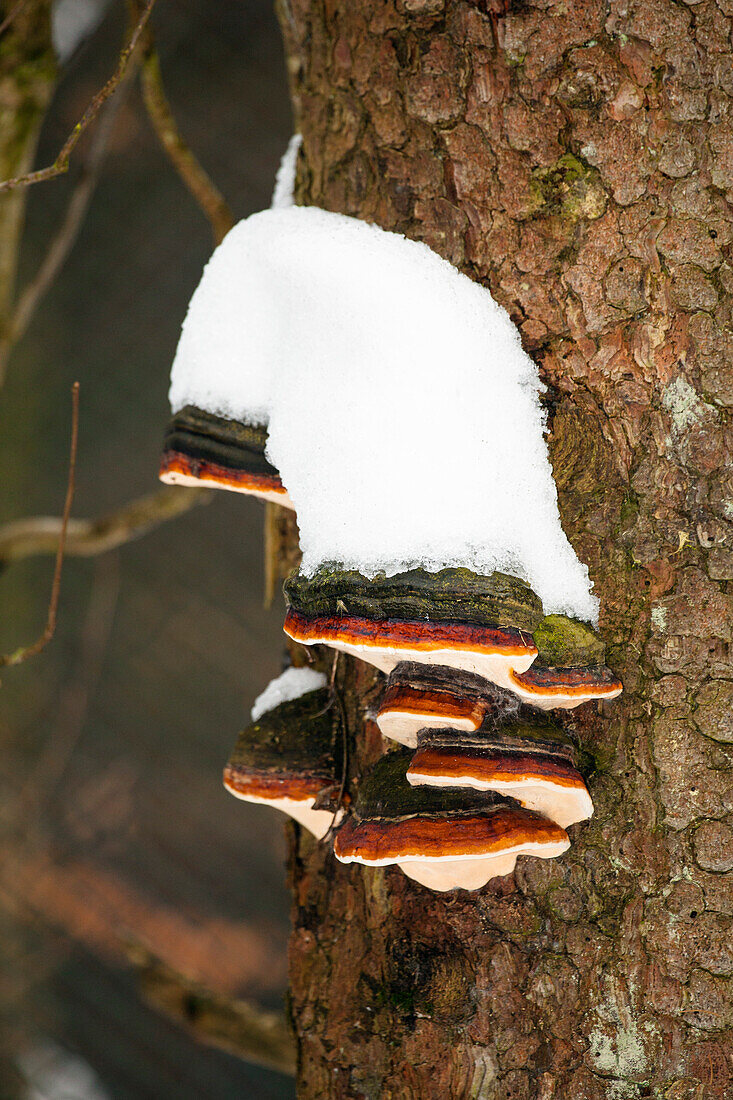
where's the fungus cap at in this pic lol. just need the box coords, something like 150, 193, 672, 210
223, 685, 340, 838
507, 665, 622, 710
333, 750, 569, 892
283, 569, 541, 688
160, 405, 294, 507
334, 805, 569, 891
407, 728, 593, 829
283, 609, 538, 684
377, 662, 521, 748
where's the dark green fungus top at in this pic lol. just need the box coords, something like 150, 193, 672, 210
165, 404, 278, 478
416, 720, 576, 763
226, 687, 340, 782
284, 566, 543, 632
354, 749, 511, 820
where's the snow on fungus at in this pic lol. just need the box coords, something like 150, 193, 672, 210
251, 665, 328, 721
167, 207, 598, 623
224, 680, 340, 839
271, 134, 302, 209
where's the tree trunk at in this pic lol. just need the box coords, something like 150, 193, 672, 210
275, 2, 732, 1097
0, 1, 54, 325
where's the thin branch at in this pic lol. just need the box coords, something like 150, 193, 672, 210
264, 502, 301, 608
0, 485, 211, 566
0, 382, 79, 668
19, 553, 120, 810
0, 0, 157, 193
0, 0, 30, 37
263, 501, 279, 608
0, 63, 139, 383
131, 947, 296, 1076
138, 33, 234, 244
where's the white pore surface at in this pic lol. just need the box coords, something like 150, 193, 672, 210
271, 134, 303, 209
169, 207, 598, 622
250, 666, 327, 721
226, 789, 335, 840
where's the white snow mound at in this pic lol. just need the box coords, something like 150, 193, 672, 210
251, 666, 328, 721
169, 207, 599, 623
271, 134, 302, 210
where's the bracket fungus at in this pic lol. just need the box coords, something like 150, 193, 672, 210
376, 662, 520, 748
507, 613, 622, 709
159, 404, 293, 507
159, 206, 623, 895
507, 663, 622, 709
406, 726, 593, 830
223, 681, 341, 839
284, 567, 541, 687
284, 567, 620, 712
333, 751, 569, 892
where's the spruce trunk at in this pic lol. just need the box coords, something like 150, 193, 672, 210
275, 2, 733, 1096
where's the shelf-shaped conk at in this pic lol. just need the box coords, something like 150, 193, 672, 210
406, 725, 593, 829
160, 404, 294, 507
376, 662, 523, 747
284, 566, 541, 684
333, 751, 569, 892
223, 683, 340, 838
285, 567, 621, 712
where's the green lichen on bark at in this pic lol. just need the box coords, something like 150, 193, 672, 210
528, 154, 607, 223
533, 614, 606, 668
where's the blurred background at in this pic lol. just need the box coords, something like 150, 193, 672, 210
0, 0, 296, 1094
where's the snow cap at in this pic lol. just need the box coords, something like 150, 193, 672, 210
251, 666, 328, 721
168, 207, 599, 622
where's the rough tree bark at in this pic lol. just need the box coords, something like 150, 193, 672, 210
274, 2, 733, 1097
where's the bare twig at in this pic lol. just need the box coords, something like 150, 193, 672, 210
0, 0, 30, 37
0, 484, 211, 566
139, 40, 234, 245
264, 501, 279, 608
0, 64, 140, 383
131, 947, 296, 1076
264, 502, 301, 608
20, 553, 120, 810
0, 382, 79, 668
0, 0, 157, 193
